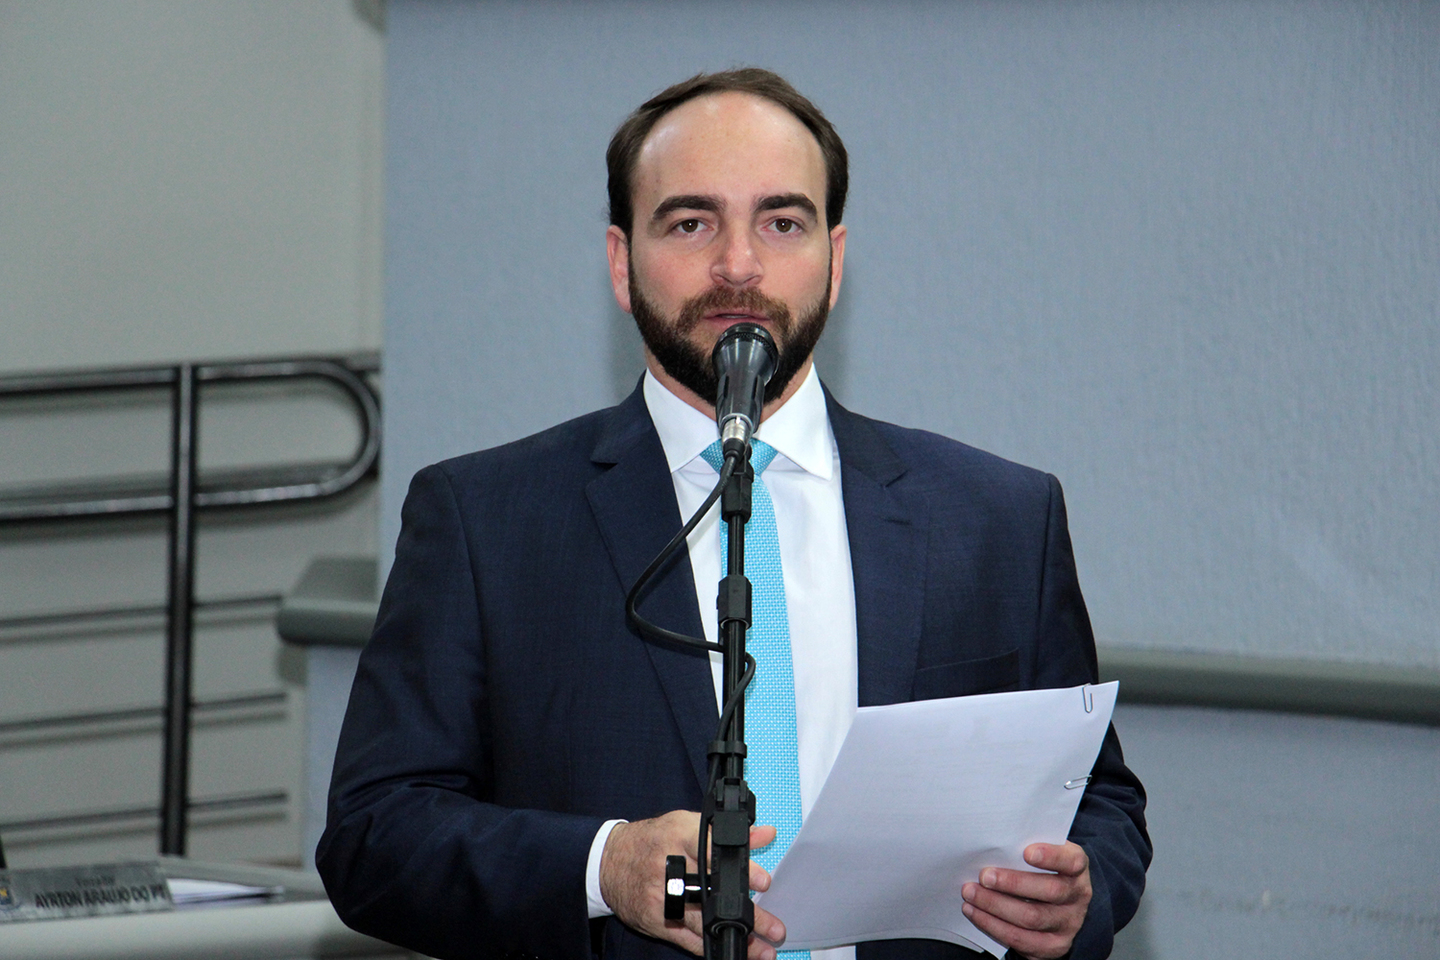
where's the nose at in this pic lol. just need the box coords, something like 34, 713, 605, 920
710, 228, 762, 288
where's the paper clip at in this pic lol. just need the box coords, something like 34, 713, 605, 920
1082, 685, 1094, 713
1064, 777, 1091, 790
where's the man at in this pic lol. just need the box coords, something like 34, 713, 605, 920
319, 69, 1149, 960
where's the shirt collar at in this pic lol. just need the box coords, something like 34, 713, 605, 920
643, 363, 835, 480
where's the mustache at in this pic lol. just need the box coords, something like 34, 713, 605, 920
675, 286, 794, 337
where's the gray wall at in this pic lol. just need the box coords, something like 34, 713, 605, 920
383, 2, 1440, 956
1110, 703, 1440, 958
1, 0, 384, 371
0, 1, 384, 868
384, 0, 1439, 671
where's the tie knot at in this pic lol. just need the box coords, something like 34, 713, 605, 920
701, 438, 778, 475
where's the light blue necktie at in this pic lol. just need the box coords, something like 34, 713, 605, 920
701, 439, 809, 960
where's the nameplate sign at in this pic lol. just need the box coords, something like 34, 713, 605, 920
0, 862, 174, 922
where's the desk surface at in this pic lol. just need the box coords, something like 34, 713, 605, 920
1, 859, 419, 960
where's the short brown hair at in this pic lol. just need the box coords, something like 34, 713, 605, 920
607, 68, 848, 236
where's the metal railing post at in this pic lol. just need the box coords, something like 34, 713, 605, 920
0, 352, 381, 854
160, 364, 199, 855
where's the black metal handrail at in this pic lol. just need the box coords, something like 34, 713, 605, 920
0, 690, 288, 739
0, 354, 380, 521
0, 352, 380, 856
0, 790, 290, 837
0, 592, 281, 637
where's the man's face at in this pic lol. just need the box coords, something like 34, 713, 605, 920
606, 92, 846, 414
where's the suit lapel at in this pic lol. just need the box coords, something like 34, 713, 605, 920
586, 386, 716, 792
826, 393, 929, 708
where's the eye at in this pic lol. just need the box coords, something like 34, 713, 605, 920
772, 218, 799, 234
675, 218, 704, 234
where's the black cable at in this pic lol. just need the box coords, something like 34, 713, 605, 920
700, 751, 720, 960
696, 650, 756, 955
716, 654, 755, 743
625, 452, 738, 653
626, 446, 758, 957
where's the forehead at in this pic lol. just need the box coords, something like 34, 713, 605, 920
633, 92, 826, 211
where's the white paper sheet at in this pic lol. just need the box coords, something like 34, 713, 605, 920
755, 682, 1117, 958
166, 877, 282, 907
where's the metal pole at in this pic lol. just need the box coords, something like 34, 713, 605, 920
160, 364, 199, 855
708, 459, 756, 960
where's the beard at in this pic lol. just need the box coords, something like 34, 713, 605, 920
629, 266, 830, 407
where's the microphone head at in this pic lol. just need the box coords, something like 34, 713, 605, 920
711, 321, 779, 379
712, 323, 779, 453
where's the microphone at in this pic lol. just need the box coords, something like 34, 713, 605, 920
711, 322, 779, 459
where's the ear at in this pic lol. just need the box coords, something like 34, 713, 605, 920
827, 223, 847, 309
606, 225, 632, 313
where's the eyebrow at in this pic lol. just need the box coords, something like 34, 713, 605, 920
649, 192, 820, 225
651, 194, 724, 223
756, 193, 818, 219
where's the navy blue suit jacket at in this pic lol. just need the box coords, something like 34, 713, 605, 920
318, 385, 1149, 960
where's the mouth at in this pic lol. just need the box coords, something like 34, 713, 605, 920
704, 311, 770, 326
677, 286, 791, 341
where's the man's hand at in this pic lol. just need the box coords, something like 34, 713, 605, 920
960, 842, 1092, 960
599, 810, 787, 959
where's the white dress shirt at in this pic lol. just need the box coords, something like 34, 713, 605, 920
586, 367, 859, 960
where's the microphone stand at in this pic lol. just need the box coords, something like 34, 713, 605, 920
705, 450, 758, 960
658, 321, 779, 960
664, 446, 758, 960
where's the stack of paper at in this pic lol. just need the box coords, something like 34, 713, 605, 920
756, 682, 1117, 958
167, 877, 282, 908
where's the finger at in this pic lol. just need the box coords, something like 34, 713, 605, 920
961, 901, 1071, 960
752, 903, 786, 946
748, 825, 777, 894
972, 866, 1079, 906
678, 904, 782, 960
1024, 841, 1088, 877
667, 811, 701, 860
961, 881, 1066, 935
666, 915, 706, 956
696, 819, 772, 861
747, 933, 779, 960
656, 884, 706, 954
